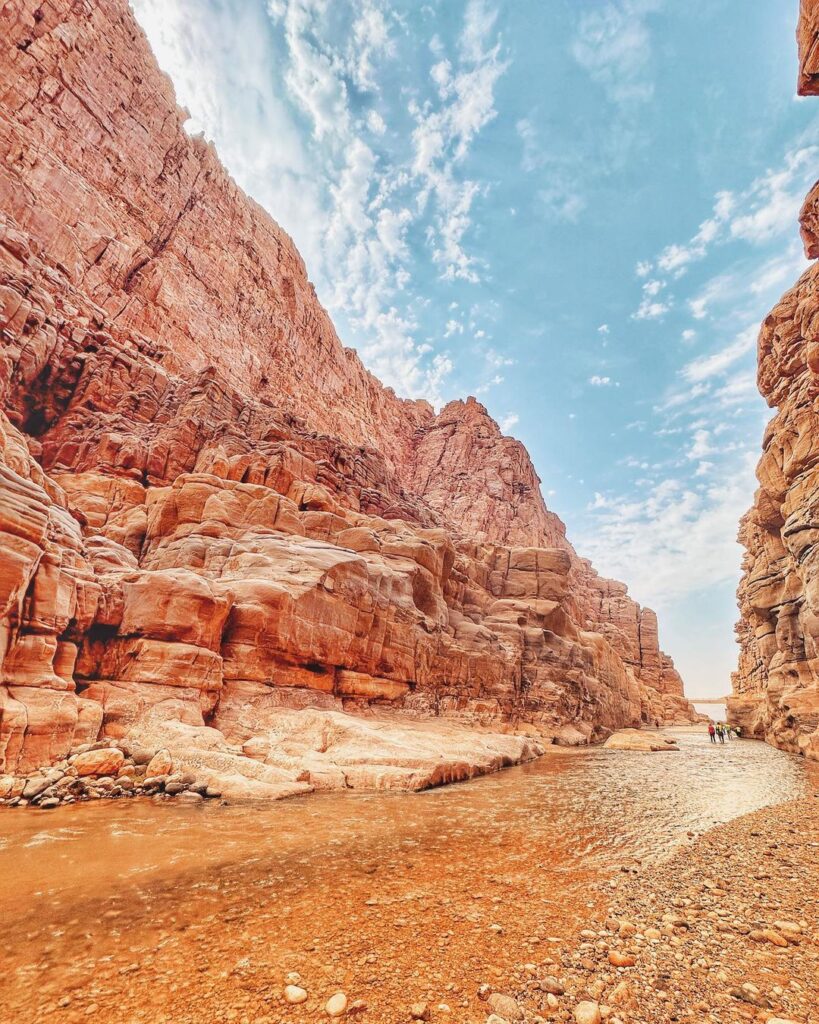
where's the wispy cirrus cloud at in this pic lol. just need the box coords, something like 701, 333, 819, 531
571, 0, 663, 106
635, 146, 817, 291
516, 116, 588, 222
133, 0, 509, 407
680, 324, 758, 383
411, 0, 509, 282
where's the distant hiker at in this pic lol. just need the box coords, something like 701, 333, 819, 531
734, 724, 742, 738
708, 722, 716, 744
725, 723, 733, 740
716, 722, 725, 744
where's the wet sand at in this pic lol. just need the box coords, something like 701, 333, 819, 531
0, 731, 814, 1023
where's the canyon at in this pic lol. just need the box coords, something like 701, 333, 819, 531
729, 0, 819, 761
0, 0, 694, 798
3, 5, 819, 1024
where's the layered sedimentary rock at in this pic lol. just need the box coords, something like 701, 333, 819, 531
0, 0, 691, 786
798, 0, 819, 95
730, 0, 819, 759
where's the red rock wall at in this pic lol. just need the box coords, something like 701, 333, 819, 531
798, 0, 819, 96
0, 0, 691, 774
729, 0, 819, 758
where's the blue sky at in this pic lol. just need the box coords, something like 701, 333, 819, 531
132, 0, 818, 698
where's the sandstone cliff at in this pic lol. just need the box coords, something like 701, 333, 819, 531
0, 0, 691, 788
730, 0, 819, 759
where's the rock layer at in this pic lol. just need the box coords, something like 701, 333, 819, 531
0, 0, 691, 783
730, 0, 819, 758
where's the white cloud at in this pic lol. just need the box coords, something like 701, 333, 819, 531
638, 147, 817, 305
499, 412, 519, 433
517, 117, 588, 221
475, 373, 504, 394
749, 246, 811, 294
461, 0, 499, 63
485, 347, 515, 367
681, 329, 696, 343
571, 0, 662, 106
132, 0, 512, 408
367, 109, 386, 134
632, 275, 671, 320
444, 318, 464, 337
654, 193, 733, 276
516, 116, 540, 172
653, 381, 711, 413
730, 147, 818, 244
633, 297, 670, 321
598, 323, 610, 335
687, 428, 713, 461
685, 243, 809, 323
518, 110, 597, 224
271, 0, 352, 143
410, 1, 508, 281
349, 2, 394, 90
589, 374, 613, 386
635, 260, 652, 277
538, 183, 587, 222
576, 451, 758, 605
680, 324, 758, 383
713, 370, 759, 407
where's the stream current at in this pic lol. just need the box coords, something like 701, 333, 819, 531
0, 729, 815, 1022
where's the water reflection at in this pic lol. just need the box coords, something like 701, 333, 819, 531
0, 731, 812, 917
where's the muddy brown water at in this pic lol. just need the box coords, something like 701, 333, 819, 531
0, 730, 816, 1023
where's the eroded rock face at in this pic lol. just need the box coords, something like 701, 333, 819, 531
731, 258, 819, 758
0, 0, 692, 782
798, 0, 819, 96
730, 0, 819, 759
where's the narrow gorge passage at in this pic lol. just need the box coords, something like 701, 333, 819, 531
3, 2, 819, 1024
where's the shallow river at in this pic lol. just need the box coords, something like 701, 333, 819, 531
0, 730, 815, 1023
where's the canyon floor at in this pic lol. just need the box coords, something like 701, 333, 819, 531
0, 731, 816, 1024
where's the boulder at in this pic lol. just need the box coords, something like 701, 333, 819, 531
72, 748, 125, 777
603, 729, 679, 752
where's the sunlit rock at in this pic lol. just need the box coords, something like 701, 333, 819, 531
0, 0, 695, 790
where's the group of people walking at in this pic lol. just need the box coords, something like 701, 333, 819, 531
708, 720, 739, 743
